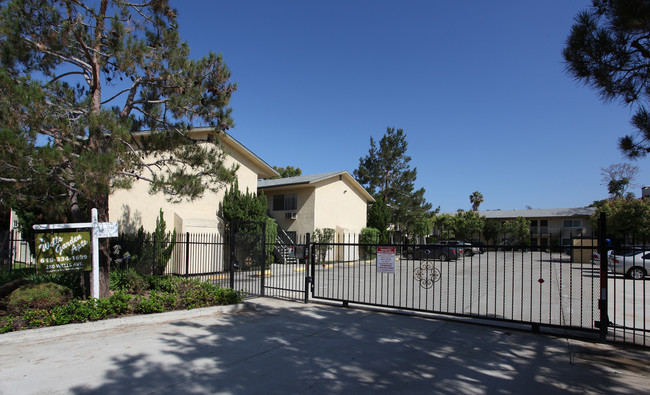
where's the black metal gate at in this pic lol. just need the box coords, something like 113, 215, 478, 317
230, 220, 266, 297
302, 221, 649, 347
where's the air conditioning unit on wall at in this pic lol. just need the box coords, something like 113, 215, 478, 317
285, 212, 297, 219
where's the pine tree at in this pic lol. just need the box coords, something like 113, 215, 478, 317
0, 0, 237, 296
564, 1, 650, 158
354, 127, 433, 239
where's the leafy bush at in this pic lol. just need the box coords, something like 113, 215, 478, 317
7, 283, 72, 313
313, 228, 335, 261
360, 227, 380, 259
135, 291, 177, 314
0, 316, 13, 334
0, 269, 82, 298
110, 209, 176, 275
146, 275, 180, 293
0, 271, 243, 333
110, 268, 148, 294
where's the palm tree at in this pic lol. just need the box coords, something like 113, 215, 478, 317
470, 191, 484, 212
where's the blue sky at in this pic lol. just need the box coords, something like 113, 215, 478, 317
173, 1, 646, 213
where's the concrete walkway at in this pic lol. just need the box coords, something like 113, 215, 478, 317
1, 298, 649, 394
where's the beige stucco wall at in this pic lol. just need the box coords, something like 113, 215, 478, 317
263, 175, 369, 243
109, 143, 259, 236
313, 177, 368, 236
265, 187, 315, 238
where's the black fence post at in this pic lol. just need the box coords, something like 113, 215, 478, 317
304, 233, 311, 303
598, 212, 609, 342
185, 232, 190, 276
260, 221, 266, 297
9, 229, 15, 273
230, 225, 235, 290
152, 233, 157, 276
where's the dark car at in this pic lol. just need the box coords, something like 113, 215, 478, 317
439, 240, 480, 256
403, 244, 460, 261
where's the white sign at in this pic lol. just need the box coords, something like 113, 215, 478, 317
34, 208, 118, 299
94, 221, 118, 238
377, 246, 395, 274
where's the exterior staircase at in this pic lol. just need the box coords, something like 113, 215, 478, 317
275, 227, 299, 264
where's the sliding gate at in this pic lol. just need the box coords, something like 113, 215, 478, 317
307, 233, 649, 347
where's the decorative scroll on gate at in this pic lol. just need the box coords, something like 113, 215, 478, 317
414, 261, 440, 289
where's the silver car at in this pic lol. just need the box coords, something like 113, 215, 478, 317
608, 250, 650, 279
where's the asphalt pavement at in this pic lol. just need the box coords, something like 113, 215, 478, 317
1, 298, 649, 394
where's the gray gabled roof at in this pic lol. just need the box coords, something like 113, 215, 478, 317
258, 171, 346, 188
477, 207, 596, 219
258, 171, 375, 202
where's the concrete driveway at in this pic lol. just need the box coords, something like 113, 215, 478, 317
1, 298, 649, 394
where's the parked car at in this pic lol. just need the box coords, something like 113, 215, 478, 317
591, 250, 613, 264
471, 241, 486, 254
438, 240, 479, 256
403, 244, 460, 261
608, 250, 650, 279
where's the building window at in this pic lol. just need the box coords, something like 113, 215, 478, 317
561, 238, 572, 246
562, 219, 583, 228
273, 193, 297, 211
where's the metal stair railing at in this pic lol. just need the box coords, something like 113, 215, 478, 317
275, 226, 298, 264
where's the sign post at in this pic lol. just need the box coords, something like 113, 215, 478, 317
34, 208, 118, 299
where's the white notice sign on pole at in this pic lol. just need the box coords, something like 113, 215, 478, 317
377, 246, 395, 274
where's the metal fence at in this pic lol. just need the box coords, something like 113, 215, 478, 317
0, 230, 37, 273
4, 221, 649, 347
307, 229, 650, 347
310, 238, 600, 330
110, 230, 308, 300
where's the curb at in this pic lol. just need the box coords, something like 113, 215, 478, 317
0, 302, 253, 345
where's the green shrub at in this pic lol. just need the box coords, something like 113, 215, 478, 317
110, 210, 176, 275
110, 268, 148, 294
360, 227, 380, 259
313, 228, 335, 261
1, 274, 241, 333
0, 268, 36, 285
0, 316, 13, 334
7, 283, 72, 313
0, 269, 82, 297
135, 291, 177, 314
22, 308, 54, 328
145, 275, 181, 293
95, 292, 134, 316
179, 280, 242, 309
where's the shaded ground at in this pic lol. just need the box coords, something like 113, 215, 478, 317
1, 298, 649, 394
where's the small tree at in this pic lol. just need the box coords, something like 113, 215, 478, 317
221, 181, 276, 266
360, 227, 380, 259
152, 210, 176, 275
469, 191, 484, 212
222, 181, 268, 228
313, 228, 335, 262
503, 217, 531, 247
432, 214, 456, 241
367, 197, 392, 243
453, 210, 485, 241
272, 166, 302, 179
601, 163, 639, 199
482, 219, 502, 245
593, 197, 650, 243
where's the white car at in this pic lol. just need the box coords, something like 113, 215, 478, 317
608, 251, 650, 279
591, 250, 613, 264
